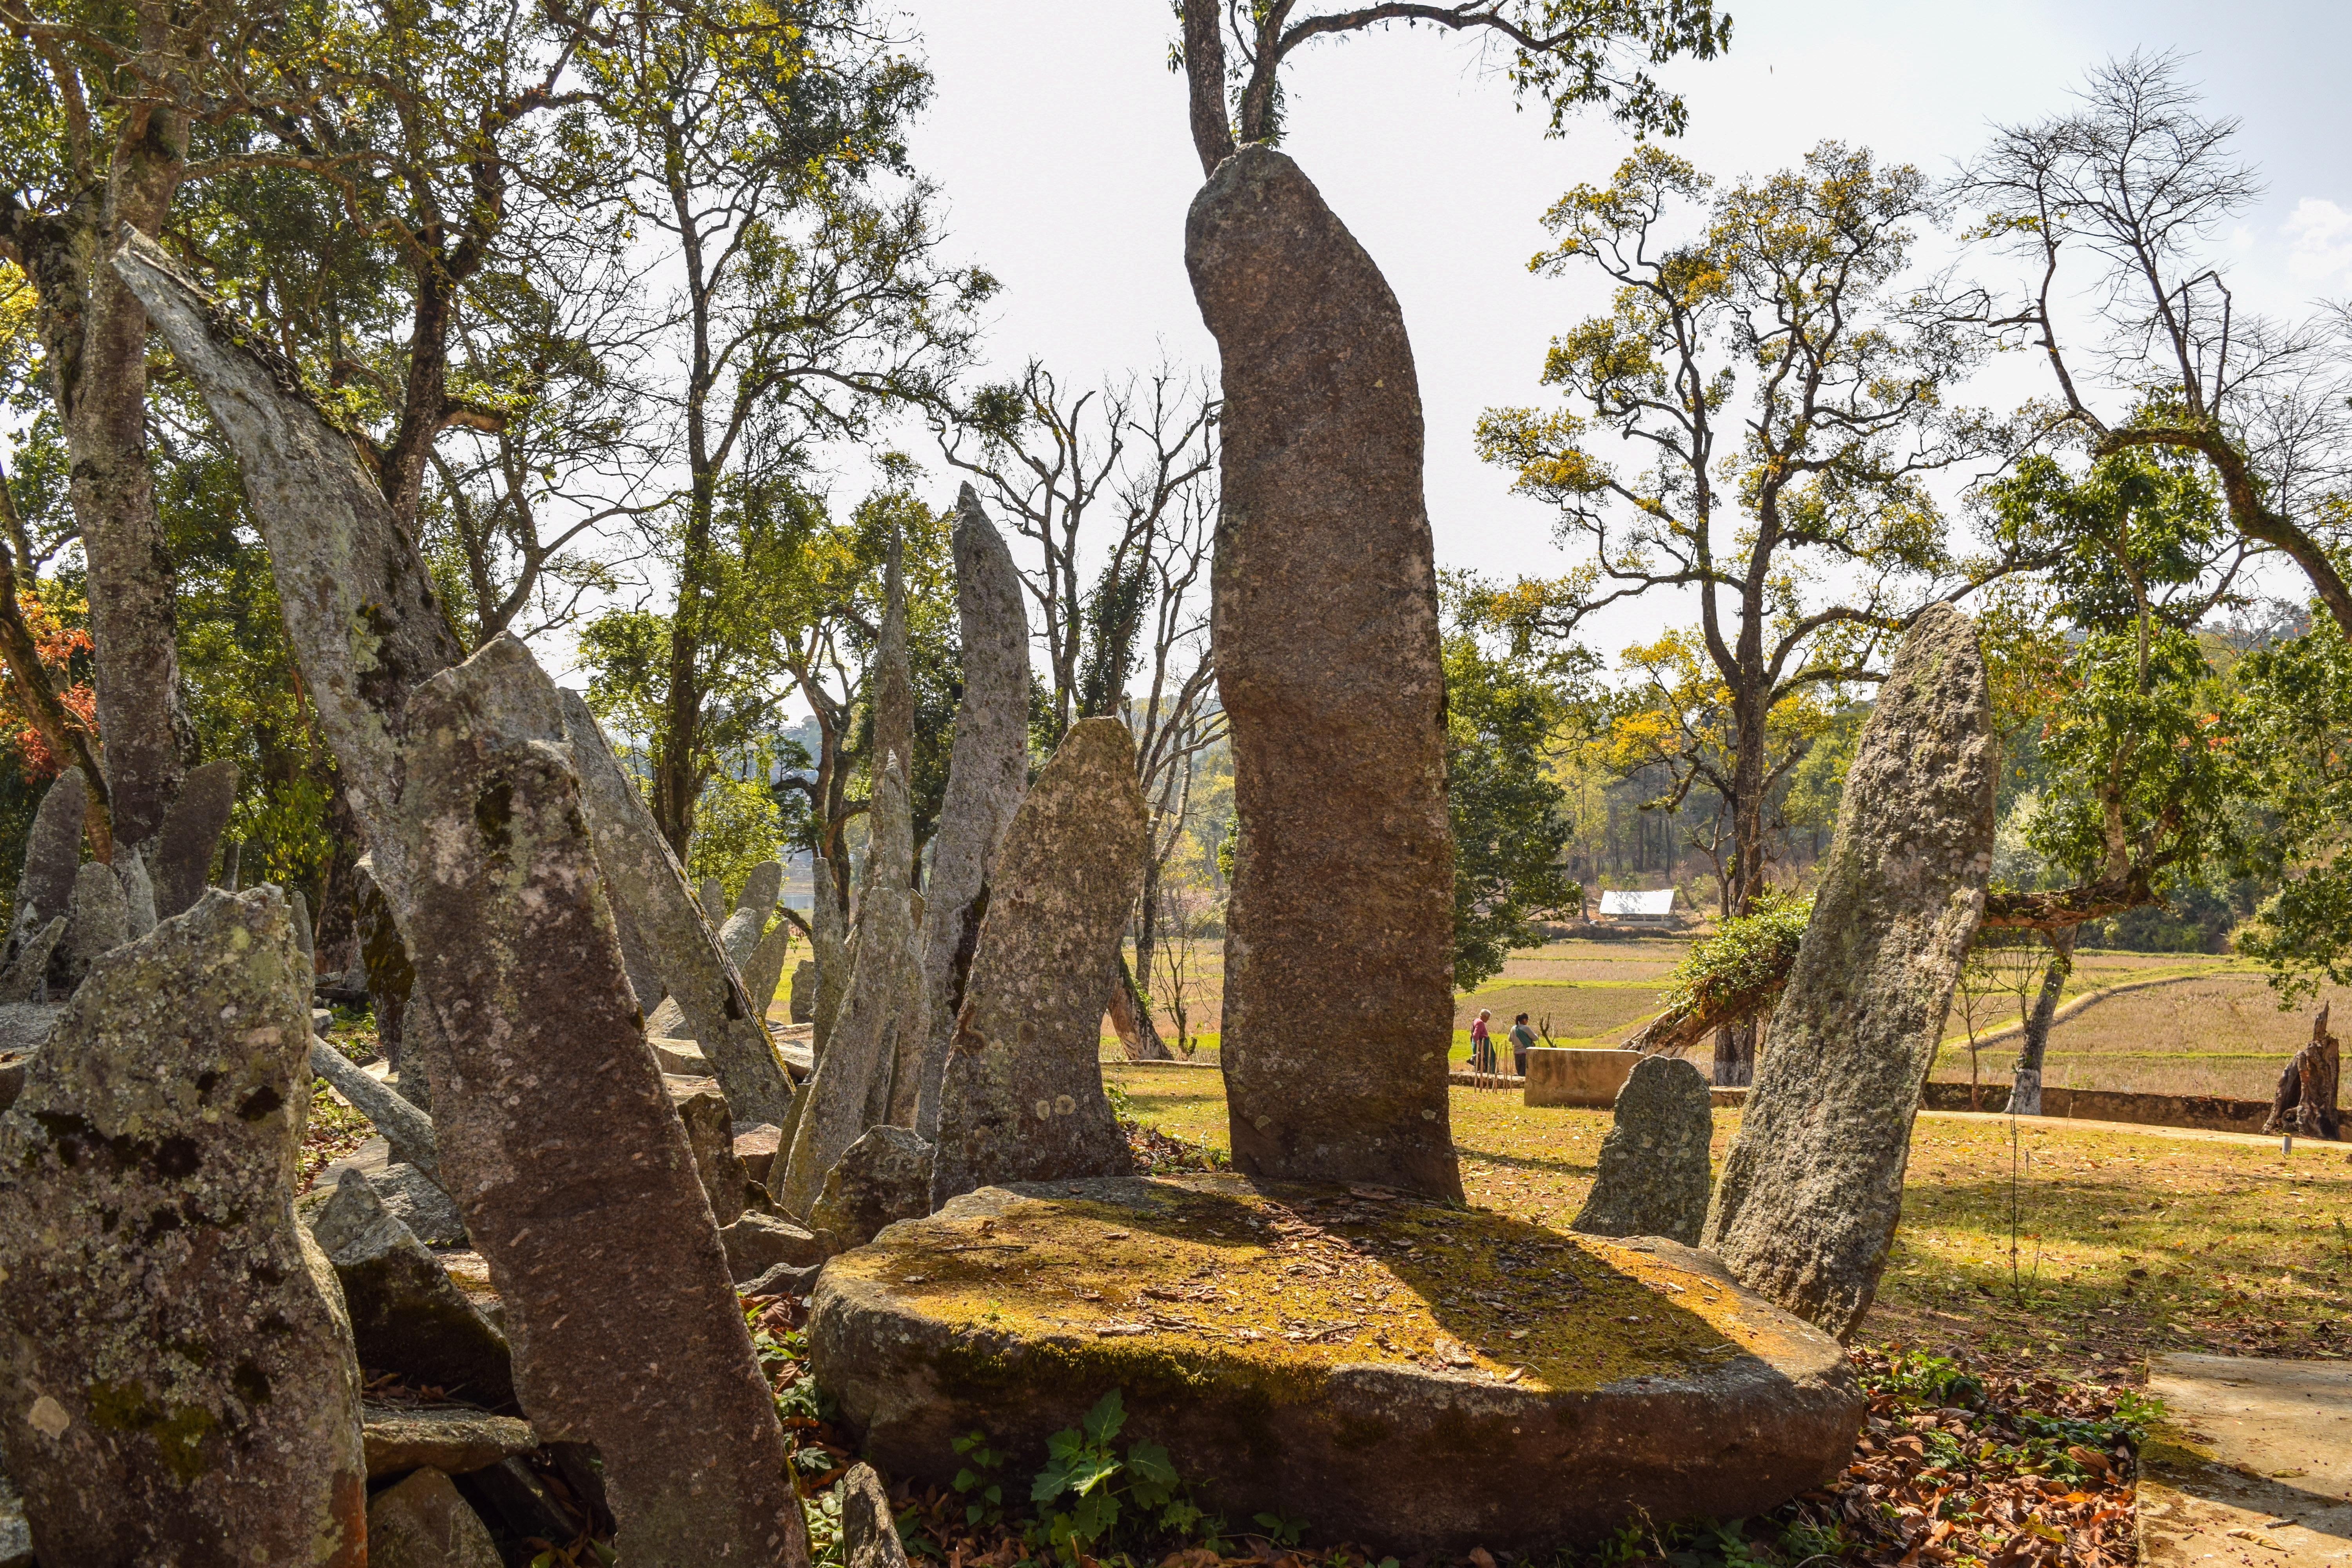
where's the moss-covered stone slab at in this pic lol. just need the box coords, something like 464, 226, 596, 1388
811, 1174, 1862, 1554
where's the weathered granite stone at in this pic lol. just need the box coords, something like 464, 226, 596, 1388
609, 891, 665, 1016
292, 887, 315, 968
0, 1475, 28, 1568
1702, 605, 1996, 1338
368, 1466, 503, 1568
735, 1123, 783, 1186
645, 994, 689, 1038
813, 1174, 1863, 1555
674, 1084, 753, 1228
312, 1034, 441, 1180
118, 845, 158, 938
740, 1260, 822, 1299
701, 876, 728, 925
0, 889, 367, 1565
810, 857, 848, 1056
911, 485, 1031, 1143
361, 1404, 536, 1478
719, 1210, 826, 1282
743, 920, 793, 1022
811, 1124, 935, 1251
1185, 145, 1458, 1201
842, 1462, 912, 1568
311, 1168, 516, 1409
931, 719, 1146, 1206
790, 959, 817, 1024
150, 757, 241, 918
719, 905, 764, 967
354, 854, 420, 1093
558, 688, 794, 1126
737, 860, 783, 920
873, 537, 916, 837
0, 920, 58, 1005
373, 1161, 471, 1246
54, 858, 128, 989
390, 641, 806, 1563
780, 762, 921, 1216
1571, 1055, 1713, 1246
6, 768, 82, 965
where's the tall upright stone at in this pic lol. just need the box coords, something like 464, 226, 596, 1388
352, 855, 423, 1101
911, 485, 1031, 1142
5, 768, 83, 968
742, 921, 794, 1023
55, 859, 129, 989
1702, 605, 1996, 1338
1185, 145, 1459, 1200
149, 758, 241, 919
931, 719, 1147, 1207
736, 860, 783, 921
810, 855, 848, 1057
558, 689, 795, 1125
1570, 1055, 1713, 1245
392, 642, 807, 1564
0, 889, 367, 1565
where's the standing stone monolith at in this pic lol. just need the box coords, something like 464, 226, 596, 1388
1702, 604, 1996, 1338
742, 921, 794, 1023
931, 719, 1147, 1207
810, 856, 848, 1056
5, 768, 83, 968
737, 860, 783, 922
558, 688, 794, 1125
1570, 1055, 1713, 1245
392, 643, 807, 1564
779, 761, 921, 1216
719, 904, 764, 967
0, 888, 367, 1565
1185, 145, 1459, 1201
911, 485, 1031, 1142
700, 876, 728, 926
353, 854, 420, 1096
790, 959, 817, 1024
55, 859, 128, 989
149, 757, 241, 918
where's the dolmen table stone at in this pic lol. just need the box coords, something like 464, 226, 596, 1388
810, 1173, 1861, 1555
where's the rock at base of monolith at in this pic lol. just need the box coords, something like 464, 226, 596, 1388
930, 719, 1145, 1207
374, 1162, 469, 1246
811, 1125, 934, 1252
362, 1403, 536, 1477
0, 888, 367, 1565
150, 757, 241, 919
311, 1168, 517, 1410
1185, 146, 1458, 1202
673, 1084, 753, 1229
399, 642, 804, 1564
720, 1210, 826, 1281
54, 859, 127, 991
1702, 605, 1996, 1338
911, 485, 1031, 1142
790, 960, 817, 1024
842, 1462, 912, 1568
813, 1174, 1862, 1555
368, 1466, 504, 1568
1571, 1056, 1713, 1246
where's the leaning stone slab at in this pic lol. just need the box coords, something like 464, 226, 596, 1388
311, 1168, 516, 1410
392, 642, 806, 1563
558, 688, 794, 1126
931, 719, 1146, 1207
1186, 146, 1458, 1201
813, 1174, 1862, 1556
737, 860, 783, 919
719, 905, 765, 966
5, 769, 81, 967
0, 920, 58, 1005
56, 860, 129, 990
720, 1210, 826, 1283
1571, 1055, 1713, 1246
911, 486, 1031, 1141
842, 1462, 912, 1568
811, 1124, 934, 1252
0, 889, 367, 1565
312, 1034, 441, 1181
742, 920, 793, 1021
368, 1465, 504, 1568
353, 855, 420, 1093
1702, 605, 1996, 1338
362, 1404, 536, 1478
149, 757, 241, 919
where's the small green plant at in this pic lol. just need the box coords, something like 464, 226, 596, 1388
1029, 1390, 1209, 1562
951, 1431, 1008, 1528
1252, 1509, 1309, 1547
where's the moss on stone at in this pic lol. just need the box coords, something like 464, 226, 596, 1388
832, 1175, 1805, 1404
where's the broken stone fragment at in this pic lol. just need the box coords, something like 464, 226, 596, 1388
361, 1404, 536, 1478
672, 1083, 755, 1228
52, 860, 128, 991
0, 920, 59, 1005
149, 757, 241, 919
719, 1210, 827, 1283
813, 1124, 935, 1252
930, 718, 1146, 1207
734, 1123, 783, 1187
1702, 604, 1996, 1338
842, 1462, 912, 1568
371, 1163, 470, 1247
1185, 145, 1459, 1201
367, 1466, 503, 1568
0, 888, 367, 1565
1570, 1055, 1713, 1246
740, 1260, 823, 1300
311, 1168, 517, 1410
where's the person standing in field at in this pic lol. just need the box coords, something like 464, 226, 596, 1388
1509, 1013, 1538, 1077
1470, 1009, 1494, 1076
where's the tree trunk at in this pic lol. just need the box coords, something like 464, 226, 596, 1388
1712, 1021, 1755, 1087
0, 482, 113, 858
1105, 950, 1174, 1061
2009, 924, 2074, 1115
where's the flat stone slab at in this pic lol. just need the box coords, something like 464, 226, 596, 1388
2139, 1354, 2352, 1568
1524, 1047, 1638, 1107
361, 1402, 536, 1477
810, 1173, 1860, 1554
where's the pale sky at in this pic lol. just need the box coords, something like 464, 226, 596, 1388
885, 0, 2352, 664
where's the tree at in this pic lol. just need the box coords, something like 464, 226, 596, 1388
1476, 143, 2020, 929
1963, 52, 2352, 636
1171, 0, 1731, 177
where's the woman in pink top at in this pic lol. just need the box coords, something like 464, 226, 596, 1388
1470, 1009, 1494, 1075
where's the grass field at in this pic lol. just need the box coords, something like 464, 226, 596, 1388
1107, 1065, 2352, 1381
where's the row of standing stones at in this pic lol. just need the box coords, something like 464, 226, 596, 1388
0, 147, 1994, 1565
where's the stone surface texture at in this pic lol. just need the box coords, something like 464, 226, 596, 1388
149, 758, 240, 919
559, 688, 793, 1126
0, 889, 367, 1565
720, 1210, 827, 1282
674, 1084, 753, 1228
371, 1161, 469, 1246
790, 960, 817, 1024
353, 854, 419, 1092
0, 921, 58, 1005
388, 641, 807, 1565
367, 1466, 504, 1568
813, 1174, 1862, 1555
55, 858, 128, 989
931, 719, 1145, 1207
1702, 605, 1995, 1337
361, 1403, 536, 1477
737, 860, 783, 920
311, 1034, 441, 1180
6, 768, 83, 966
310, 1168, 516, 1409
911, 485, 1031, 1142
842, 1462, 912, 1568
743, 920, 794, 1024
811, 1124, 935, 1252
1571, 1056, 1713, 1245
1185, 146, 1458, 1201
810, 857, 849, 1057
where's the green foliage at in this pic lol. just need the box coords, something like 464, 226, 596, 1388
951, 1431, 1008, 1529
1025, 1391, 1216, 1562
1656, 888, 1812, 1028
2228, 624, 2352, 998
686, 769, 786, 897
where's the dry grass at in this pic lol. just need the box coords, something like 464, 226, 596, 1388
1106, 1066, 2352, 1380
